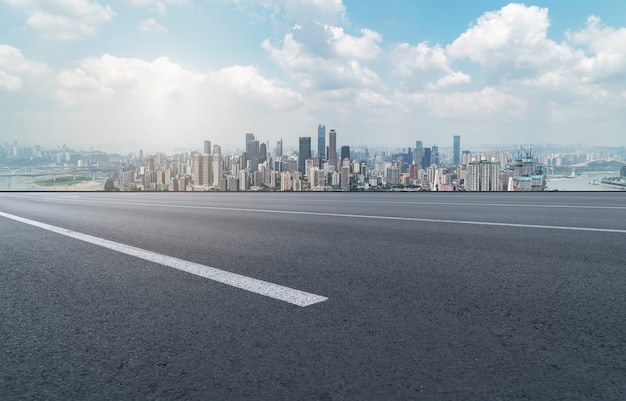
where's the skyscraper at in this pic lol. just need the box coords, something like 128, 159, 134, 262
431, 145, 439, 166
204, 140, 212, 155
453, 135, 460, 165
318, 124, 326, 159
276, 139, 283, 158
328, 129, 337, 168
245, 133, 259, 171
341, 145, 350, 162
259, 143, 267, 163
422, 148, 432, 167
466, 157, 501, 191
413, 141, 423, 168
192, 153, 211, 186
211, 154, 223, 186
298, 137, 311, 175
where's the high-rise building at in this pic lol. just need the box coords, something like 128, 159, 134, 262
192, 153, 211, 186
211, 154, 223, 186
259, 143, 267, 163
431, 145, 439, 166
413, 141, 423, 168
204, 140, 212, 155
328, 129, 337, 168
453, 135, 460, 165
213, 145, 221, 155
422, 148, 432, 167
298, 137, 311, 175
318, 124, 326, 159
466, 157, 501, 191
245, 133, 259, 172
275, 139, 283, 158
341, 145, 350, 162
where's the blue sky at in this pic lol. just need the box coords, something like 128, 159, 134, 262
1, 0, 625, 153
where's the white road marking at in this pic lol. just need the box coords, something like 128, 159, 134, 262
282, 199, 626, 210
11, 196, 626, 234
0, 211, 328, 307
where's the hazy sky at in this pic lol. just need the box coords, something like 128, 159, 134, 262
1, 0, 626, 153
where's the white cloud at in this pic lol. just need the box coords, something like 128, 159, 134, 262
138, 18, 168, 32
396, 87, 527, 120
325, 26, 382, 61
447, 3, 580, 80
127, 0, 190, 15
4, 0, 116, 41
228, 0, 346, 25
567, 16, 626, 83
57, 54, 302, 107
425, 71, 472, 91
0, 45, 50, 91
355, 89, 390, 108
53, 54, 302, 147
262, 26, 381, 90
391, 42, 450, 76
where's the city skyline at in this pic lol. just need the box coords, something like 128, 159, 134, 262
2, 1, 626, 152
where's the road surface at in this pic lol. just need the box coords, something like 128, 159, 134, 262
1, 192, 625, 400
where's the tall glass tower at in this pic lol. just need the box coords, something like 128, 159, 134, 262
298, 137, 311, 175
453, 135, 461, 165
328, 129, 337, 168
318, 124, 326, 159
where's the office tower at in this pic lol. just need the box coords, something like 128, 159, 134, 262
211, 154, 223, 186
276, 139, 283, 158
245, 133, 259, 172
341, 145, 350, 162
340, 164, 350, 188
245, 133, 254, 147
329, 129, 337, 168
204, 140, 212, 155
138, 149, 143, 162
453, 135, 460, 165
259, 143, 267, 163
144, 157, 155, 171
422, 148, 432, 167
318, 124, 326, 159
192, 153, 211, 186
213, 145, 221, 155
431, 145, 439, 166
413, 141, 423, 168
298, 137, 311, 175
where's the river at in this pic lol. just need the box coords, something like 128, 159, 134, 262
546, 172, 624, 191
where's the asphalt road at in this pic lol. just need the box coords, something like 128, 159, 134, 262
1, 191, 625, 400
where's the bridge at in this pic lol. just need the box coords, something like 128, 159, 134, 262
0, 163, 116, 190
0, 163, 117, 177
568, 157, 626, 168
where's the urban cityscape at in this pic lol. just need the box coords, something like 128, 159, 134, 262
2, 127, 626, 192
